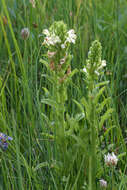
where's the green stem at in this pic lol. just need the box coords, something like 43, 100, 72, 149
89, 86, 96, 190
112, 168, 114, 190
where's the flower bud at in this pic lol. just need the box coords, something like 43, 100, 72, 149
2, 16, 8, 25
47, 51, 56, 58
21, 28, 30, 40
29, 0, 36, 8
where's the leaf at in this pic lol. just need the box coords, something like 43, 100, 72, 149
94, 86, 106, 104
97, 97, 111, 113
104, 125, 116, 136
33, 162, 49, 171
42, 87, 50, 97
41, 74, 56, 84
41, 99, 58, 108
64, 69, 78, 84
75, 112, 85, 122
95, 81, 109, 88
40, 58, 50, 69
72, 99, 84, 113
62, 54, 72, 71
99, 108, 114, 128
70, 134, 85, 149
41, 132, 54, 140
81, 97, 90, 121
66, 114, 79, 133
41, 112, 50, 125
118, 152, 126, 159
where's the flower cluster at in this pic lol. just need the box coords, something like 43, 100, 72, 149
21, 28, 30, 40
83, 40, 106, 79
42, 21, 76, 79
99, 179, 107, 188
104, 152, 118, 167
43, 29, 61, 46
61, 29, 77, 48
43, 21, 76, 50
83, 59, 106, 76
0, 133, 13, 150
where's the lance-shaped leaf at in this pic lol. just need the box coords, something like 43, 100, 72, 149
99, 108, 114, 128
41, 99, 58, 108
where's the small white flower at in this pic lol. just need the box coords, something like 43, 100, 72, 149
47, 51, 56, 58
43, 36, 54, 46
51, 34, 61, 44
61, 44, 65, 49
43, 34, 61, 46
60, 58, 66, 65
43, 29, 50, 36
67, 29, 75, 35
99, 179, 107, 188
83, 67, 87, 73
43, 29, 61, 46
66, 29, 77, 44
101, 60, 106, 67
94, 70, 100, 76
104, 152, 118, 166
98, 60, 106, 70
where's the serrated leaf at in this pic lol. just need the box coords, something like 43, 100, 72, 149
41, 74, 56, 84
62, 54, 72, 71
104, 125, 116, 136
94, 86, 106, 104
64, 69, 78, 84
81, 97, 90, 121
40, 58, 50, 69
99, 108, 114, 128
70, 134, 85, 149
97, 97, 111, 113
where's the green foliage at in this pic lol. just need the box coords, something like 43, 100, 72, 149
0, 0, 127, 189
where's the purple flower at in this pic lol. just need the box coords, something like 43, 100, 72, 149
104, 152, 118, 167
0, 133, 13, 150
99, 179, 107, 188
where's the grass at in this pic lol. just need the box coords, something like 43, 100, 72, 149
0, 0, 127, 189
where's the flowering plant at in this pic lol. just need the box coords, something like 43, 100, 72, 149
41, 21, 78, 105
41, 21, 78, 184
42, 21, 77, 82
99, 179, 107, 188
0, 132, 13, 150
104, 152, 118, 167
83, 40, 106, 83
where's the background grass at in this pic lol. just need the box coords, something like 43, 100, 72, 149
0, 0, 127, 189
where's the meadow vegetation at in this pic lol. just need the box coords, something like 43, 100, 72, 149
0, 0, 127, 189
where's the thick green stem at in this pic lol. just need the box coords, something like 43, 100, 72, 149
88, 86, 96, 190
55, 80, 67, 165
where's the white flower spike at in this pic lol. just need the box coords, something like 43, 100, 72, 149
66, 29, 77, 44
